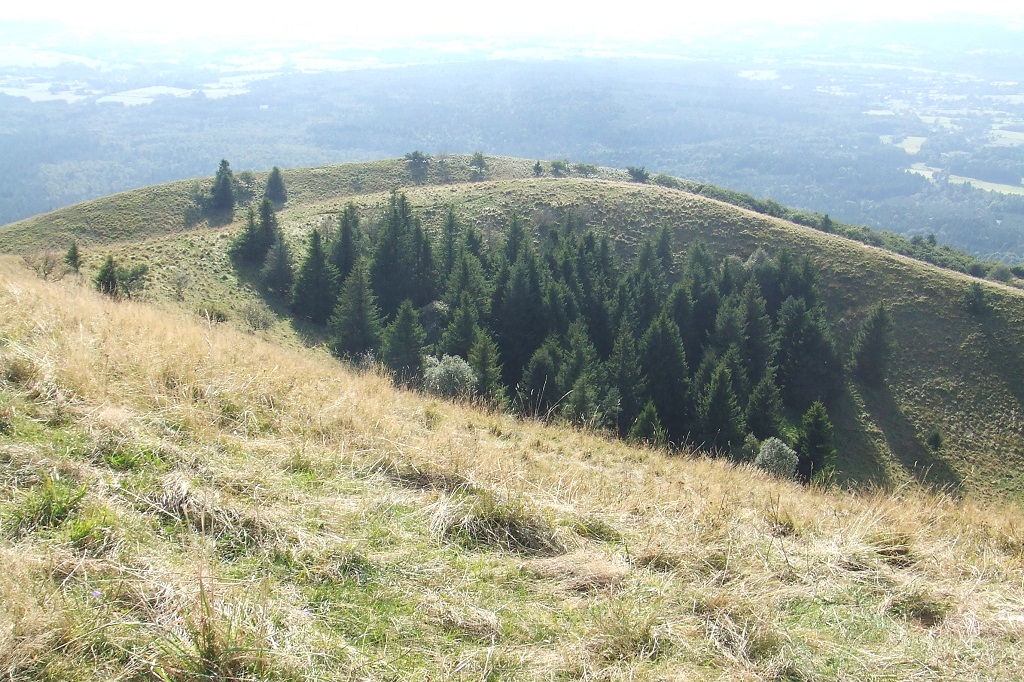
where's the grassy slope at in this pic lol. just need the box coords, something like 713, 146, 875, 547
2, 258, 1023, 681
2, 158, 1024, 499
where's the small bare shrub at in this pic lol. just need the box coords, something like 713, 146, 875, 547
240, 301, 274, 332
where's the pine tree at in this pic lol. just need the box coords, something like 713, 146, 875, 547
775, 296, 842, 409
260, 234, 294, 296
850, 302, 893, 388
469, 328, 504, 406
556, 321, 603, 423
746, 372, 784, 440
264, 166, 287, 203
628, 401, 666, 447
210, 159, 235, 212
739, 280, 775, 384
439, 207, 460, 281
257, 198, 279, 257
64, 241, 81, 273
329, 261, 381, 358
607, 321, 648, 436
231, 207, 264, 264
381, 300, 426, 385
698, 364, 745, 457
291, 230, 339, 325
330, 203, 361, 283
94, 255, 119, 297
796, 400, 837, 483
439, 291, 480, 359
519, 337, 562, 416
640, 312, 692, 444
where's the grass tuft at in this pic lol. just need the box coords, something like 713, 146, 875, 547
429, 489, 565, 555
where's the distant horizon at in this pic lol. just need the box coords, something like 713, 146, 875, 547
3, 1, 1023, 49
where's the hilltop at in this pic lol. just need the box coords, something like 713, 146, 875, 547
2, 256, 1023, 681
2, 156, 1022, 499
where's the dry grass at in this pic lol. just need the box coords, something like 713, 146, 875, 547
2, 256, 1024, 680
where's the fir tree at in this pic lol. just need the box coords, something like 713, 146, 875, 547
260, 234, 294, 296
746, 372, 784, 440
628, 401, 666, 447
739, 280, 775, 384
257, 198, 279, 257
439, 291, 480, 359
698, 364, 745, 457
469, 328, 504, 406
640, 312, 692, 443
329, 261, 381, 358
264, 166, 287, 203
231, 207, 264, 264
210, 159, 235, 212
64, 241, 81, 273
607, 320, 648, 437
796, 400, 837, 483
381, 300, 426, 385
775, 296, 842, 409
850, 302, 893, 388
291, 230, 339, 325
330, 202, 361, 283
519, 337, 562, 416
439, 207, 460, 281
94, 255, 119, 297
556, 321, 603, 423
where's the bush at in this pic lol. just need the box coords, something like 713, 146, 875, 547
240, 301, 274, 331
423, 355, 477, 399
754, 437, 798, 479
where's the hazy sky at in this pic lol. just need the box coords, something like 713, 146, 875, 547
4, 0, 1023, 44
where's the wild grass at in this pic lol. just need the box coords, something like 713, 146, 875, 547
1, 256, 1023, 680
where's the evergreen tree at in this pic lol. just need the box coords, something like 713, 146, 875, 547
439, 291, 480, 359
698, 364, 745, 457
94, 255, 119, 297
210, 159, 235, 212
493, 250, 546, 386
607, 321, 648, 437
257, 198, 279, 258
381, 300, 426, 385
411, 220, 437, 307
370, 192, 422, 318
469, 328, 504, 406
439, 207, 460, 281
746, 373, 784, 441
738, 280, 775, 384
444, 248, 491, 320
260, 233, 294, 296
231, 207, 263, 264
519, 336, 562, 416
64, 241, 81, 273
330, 203, 361, 283
795, 401, 837, 483
640, 312, 692, 444
329, 261, 381, 358
556, 321, 604, 423
291, 230, 339, 325
850, 303, 893, 388
775, 296, 842, 409
264, 166, 287, 203
628, 401, 666, 447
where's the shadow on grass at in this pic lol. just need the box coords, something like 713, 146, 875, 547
829, 388, 892, 489
859, 383, 963, 495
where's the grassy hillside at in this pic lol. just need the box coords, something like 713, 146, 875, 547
2, 258, 1023, 681
0, 156, 600, 252
3, 158, 1024, 500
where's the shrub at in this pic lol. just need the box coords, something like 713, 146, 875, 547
240, 301, 274, 332
627, 166, 650, 183
423, 355, 477, 399
754, 437, 798, 479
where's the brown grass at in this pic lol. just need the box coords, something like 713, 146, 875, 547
2, 239, 1024, 679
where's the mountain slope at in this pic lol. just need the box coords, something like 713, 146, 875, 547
2, 257, 1023, 681
3, 158, 1024, 499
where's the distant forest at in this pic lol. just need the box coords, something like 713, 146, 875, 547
2, 28, 1024, 261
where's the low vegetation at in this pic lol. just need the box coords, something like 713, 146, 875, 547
2, 252, 1023, 680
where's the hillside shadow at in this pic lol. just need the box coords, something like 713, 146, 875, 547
829, 388, 891, 489
859, 383, 963, 495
